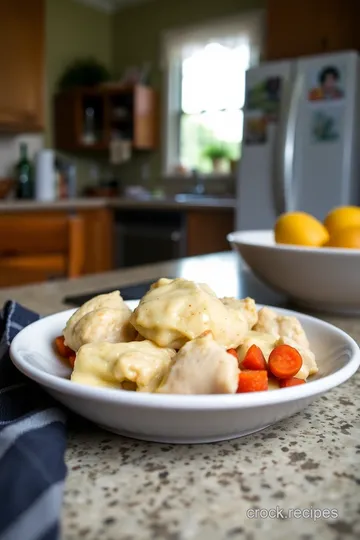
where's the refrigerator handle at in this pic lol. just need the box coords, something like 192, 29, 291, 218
274, 72, 303, 215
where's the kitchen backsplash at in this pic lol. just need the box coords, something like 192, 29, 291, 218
0, 134, 43, 177
0, 134, 235, 198
161, 175, 236, 196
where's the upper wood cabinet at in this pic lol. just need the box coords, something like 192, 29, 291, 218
265, 0, 360, 61
0, 0, 44, 132
54, 85, 158, 152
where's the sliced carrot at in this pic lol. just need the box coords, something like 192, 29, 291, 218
241, 344, 267, 371
268, 344, 303, 379
68, 353, 76, 369
227, 348, 238, 360
55, 335, 74, 358
237, 370, 268, 393
280, 377, 305, 388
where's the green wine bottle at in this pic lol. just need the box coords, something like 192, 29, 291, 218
15, 143, 33, 199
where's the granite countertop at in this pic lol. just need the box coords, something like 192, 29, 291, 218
0, 252, 359, 540
0, 195, 236, 213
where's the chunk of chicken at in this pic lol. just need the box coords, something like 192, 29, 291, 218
158, 332, 239, 394
236, 331, 318, 381
221, 297, 258, 329
253, 307, 310, 349
276, 337, 318, 379
71, 340, 175, 392
64, 291, 135, 351
130, 278, 248, 349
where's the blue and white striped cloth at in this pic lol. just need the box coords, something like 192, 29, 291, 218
0, 301, 67, 540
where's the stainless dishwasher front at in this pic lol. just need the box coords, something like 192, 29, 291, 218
114, 210, 187, 267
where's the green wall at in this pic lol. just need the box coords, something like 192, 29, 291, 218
44, 0, 265, 190
112, 0, 265, 183
112, 0, 265, 79
45, 0, 112, 148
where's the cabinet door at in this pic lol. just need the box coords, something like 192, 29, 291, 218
265, 0, 359, 61
77, 208, 114, 273
133, 87, 158, 149
186, 210, 234, 256
265, 0, 324, 60
321, 1, 360, 52
0, 0, 44, 131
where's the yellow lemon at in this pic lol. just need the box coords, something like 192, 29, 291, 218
275, 212, 329, 247
324, 206, 360, 235
326, 226, 360, 249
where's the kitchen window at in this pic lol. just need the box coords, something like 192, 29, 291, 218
162, 11, 264, 176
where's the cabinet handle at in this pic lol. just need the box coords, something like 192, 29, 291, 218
171, 231, 181, 242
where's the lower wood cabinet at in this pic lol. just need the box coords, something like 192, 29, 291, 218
186, 209, 235, 257
0, 208, 114, 287
0, 205, 234, 287
76, 208, 113, 274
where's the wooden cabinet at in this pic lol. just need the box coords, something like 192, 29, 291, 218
54, 85, 158, 152
186, 210, 234, 257
0, 208, 113, 287
0, 0, 44, 132
77, 208, 113, 274
265, 0, 360, 61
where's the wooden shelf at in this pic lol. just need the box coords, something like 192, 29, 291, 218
54, 85, 158, 152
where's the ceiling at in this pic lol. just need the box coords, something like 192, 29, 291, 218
75, 0, 151, 13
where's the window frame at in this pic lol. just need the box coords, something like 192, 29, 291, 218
162, 59, 182, 177
161, 12, 265, 178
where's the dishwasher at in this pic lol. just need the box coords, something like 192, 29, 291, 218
114, 210, 187, 267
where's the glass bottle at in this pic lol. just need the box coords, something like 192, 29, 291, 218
15, 143, 33, 199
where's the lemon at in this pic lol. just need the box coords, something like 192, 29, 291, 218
275, 212, 329, 247
326, 226, 360, 249
324, 206, 360, 235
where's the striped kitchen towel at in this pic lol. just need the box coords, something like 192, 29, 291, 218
0, 301, 67, 540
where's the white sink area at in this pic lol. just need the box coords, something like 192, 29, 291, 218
174, 193, 231, 202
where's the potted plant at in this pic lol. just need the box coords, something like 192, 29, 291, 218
58, 58, 111, 91
203, 143, 231, 173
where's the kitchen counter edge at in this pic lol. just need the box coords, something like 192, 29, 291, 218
0, 196, 236, 213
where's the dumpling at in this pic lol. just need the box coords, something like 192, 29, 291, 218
66, 308, 136, 352
130, 278, 249, 349
63, 291, 135, 351
253, 307, 310, 349
237, 330, 278, 363
65, 291, 127, 329
158, 332, 239, 394
221, 297, 258, 329
71, 340, 175, 392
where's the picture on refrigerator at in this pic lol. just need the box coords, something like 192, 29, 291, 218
308, 64, 345, 101
311, 108, 341, 143
246, 76, 282, 121
244, 113, 267, 145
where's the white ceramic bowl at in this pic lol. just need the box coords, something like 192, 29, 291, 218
10, 301, 359, 444
228, 230, 360, 315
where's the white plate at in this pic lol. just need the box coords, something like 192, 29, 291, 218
10, 300, 360, 444
228, 230, 360, 315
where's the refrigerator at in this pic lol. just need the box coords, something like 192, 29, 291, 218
236, 51, 360, 230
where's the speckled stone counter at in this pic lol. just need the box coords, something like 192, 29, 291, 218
0, 253, 359, 540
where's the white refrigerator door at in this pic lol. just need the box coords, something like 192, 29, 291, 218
236, 61, 294, 230
290, 51, 359, 220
